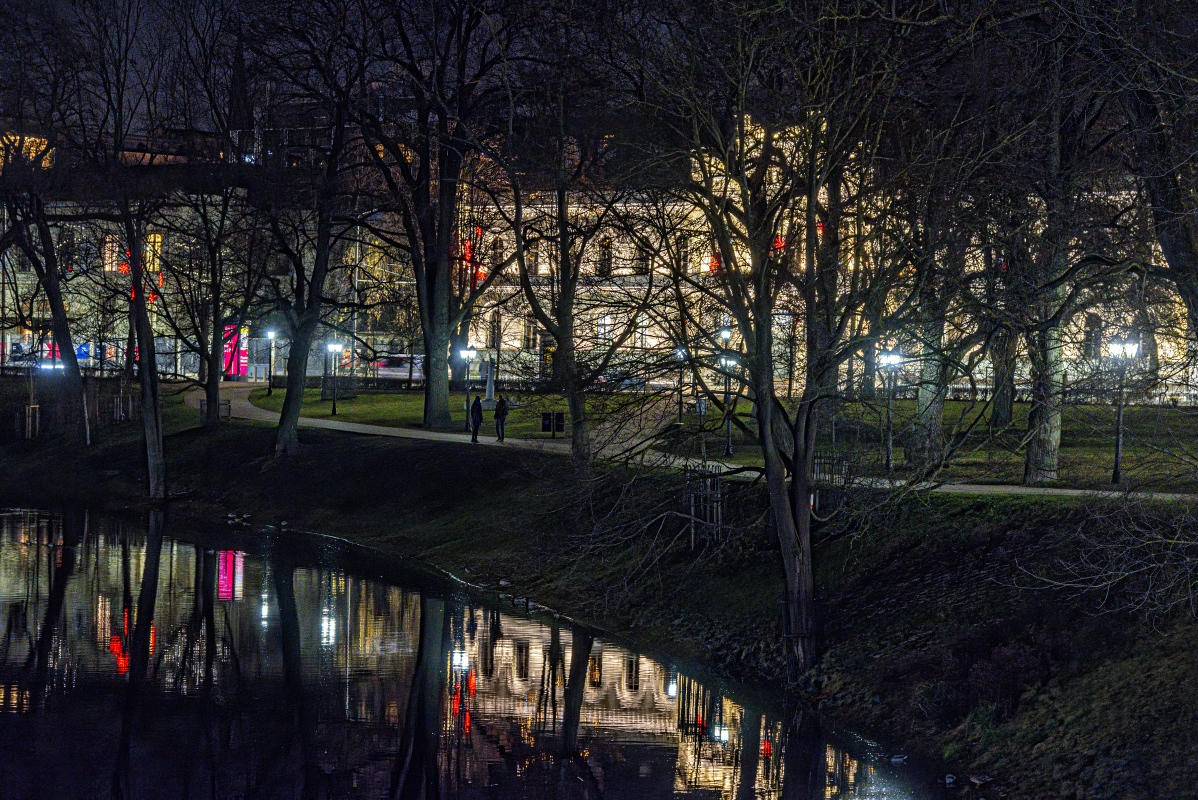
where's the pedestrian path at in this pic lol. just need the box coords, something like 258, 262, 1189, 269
185, 384, 571, 454
189, 384, 1198, 502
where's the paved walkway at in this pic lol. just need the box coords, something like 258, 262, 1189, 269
185, 383, 571, 454
189, 384, 1198, 502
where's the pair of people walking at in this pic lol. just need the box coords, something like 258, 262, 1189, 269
470, 394, 509, 443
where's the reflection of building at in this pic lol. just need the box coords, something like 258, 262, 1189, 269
0, 510, 916, 799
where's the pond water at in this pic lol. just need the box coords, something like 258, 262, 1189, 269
0, 508, 948, 799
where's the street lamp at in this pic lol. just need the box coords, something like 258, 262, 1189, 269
327, 342, 344, 415
675, 347, 688, 426
879, 350, 904, 472
718, 326, 732, 346
719, 354, 737, 457
266, 331, 276, 396
1110, 339, 1139, 485
459, 346, 477, 431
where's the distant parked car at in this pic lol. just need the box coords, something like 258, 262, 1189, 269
374, 354, 424, 381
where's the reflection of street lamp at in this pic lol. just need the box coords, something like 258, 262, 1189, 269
266, 331, 276, 396
459, 346, 477, 431
1110, 339, 1139, 485
879, 350, 904, 472
675, 347, 688, 426
719, 354, 737, 457
327, 342, 344, 415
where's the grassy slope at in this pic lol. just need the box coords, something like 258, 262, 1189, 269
0, 396, 1192, 797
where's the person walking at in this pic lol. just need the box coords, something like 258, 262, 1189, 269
494, 395, 509, 442
470, 395, 483, 443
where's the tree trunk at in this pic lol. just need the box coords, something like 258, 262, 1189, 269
29, 200, 86, 438
204, 265, 225, 429
422, 325, 452, 428
124, 211, 166, 500
274, 316, 317, 455
755, 360, 817, 674
990, 327, 1017, 429
1127, 89, 1198, 332
204, 347, 223, 429
861, 338, 877, 400
908, 315, 946, 469
1023, 324, 1063, 483
566, 385, 590, 473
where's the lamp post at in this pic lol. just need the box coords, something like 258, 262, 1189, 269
879, 350, 904, 472
327, 342, 343, 415
459, 346, 476, 431
675, 347, 688, 426
719, 354, 737, 457
1110, 339, 1139, 485
267, 331, 276, 396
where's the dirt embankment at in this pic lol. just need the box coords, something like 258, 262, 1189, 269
2, 417, 1193, 798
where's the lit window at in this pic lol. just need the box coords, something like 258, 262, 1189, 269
144, 232, 163, 272
102, 234, 123, 272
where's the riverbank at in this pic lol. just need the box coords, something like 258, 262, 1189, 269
1, 410, 1193, 798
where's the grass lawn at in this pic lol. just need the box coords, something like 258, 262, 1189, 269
246, 386, 1198, 491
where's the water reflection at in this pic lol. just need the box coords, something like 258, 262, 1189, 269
0, 510, 937, 799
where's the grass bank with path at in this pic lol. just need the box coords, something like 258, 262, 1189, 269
1, 389, 1192, 798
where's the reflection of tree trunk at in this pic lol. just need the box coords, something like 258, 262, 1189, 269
29, 509, 82, 701
112, 510, 164, 799
202, 550, 217, 694
559, 626, 593, 758
392, 595, 449, 800
780, 709, 823, 800
736, 709, 762, 800
273, 555, 325, 799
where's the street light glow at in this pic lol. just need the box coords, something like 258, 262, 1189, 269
675, 347, 688, 360
327, 341, 344, 354
718, 326, 732, 343
267, 330, 275, 340
879, 350, 903, 368
459, 347, 477, 361
719, 354, 737, 368
1110, 340, 1139, 359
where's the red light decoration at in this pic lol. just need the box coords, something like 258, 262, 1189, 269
708, 251, 722, 274
467, 670, 477, 697
452, 688, 461, 717
772, 235, 785, 252
464, 710, 471, 733
816, 221, 825, 239
761, 740, 773, 758
108, 635, 129, 674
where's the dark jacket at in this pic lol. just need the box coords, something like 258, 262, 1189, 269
470, 398, 483, 425
495, 398, 508, 420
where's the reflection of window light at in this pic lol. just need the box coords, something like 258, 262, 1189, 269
321, 611, 336, 646
715, 725, 729, 743
260, 594, 269, 628
451, 649, 469, 670
667, 681, 678, 698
